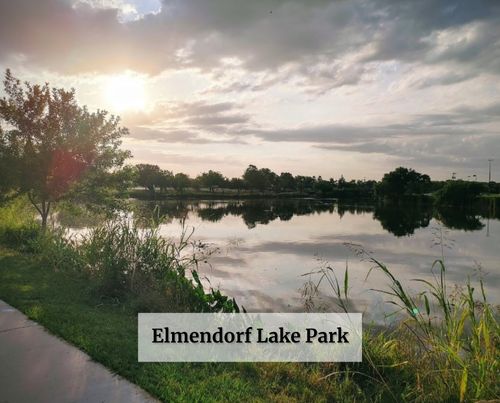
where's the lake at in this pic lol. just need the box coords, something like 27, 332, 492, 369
64, 198, 500, 322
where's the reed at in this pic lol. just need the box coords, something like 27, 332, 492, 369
304, 243, 499, 402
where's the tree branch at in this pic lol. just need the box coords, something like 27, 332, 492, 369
27, 192, 43, 216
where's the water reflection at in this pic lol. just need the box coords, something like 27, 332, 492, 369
134, 198, 499, 237
434, 206, 485, 231
62, 198, 500, 319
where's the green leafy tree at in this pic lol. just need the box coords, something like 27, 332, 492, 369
197, 170, 226, 192
377, 167, 431, 199
228, 177, 245, 194
435, 180, 487, 205
243, 165, 277, 191
135, 164, 161, 194
173, 172, 191, 192
278, 172, 296, 191
157, 169, 174, 193
0, 69, 130, 228
243, 165, 265, 191
260, 168, 278, 191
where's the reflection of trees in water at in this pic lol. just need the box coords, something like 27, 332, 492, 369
373, 202, 433, 237
133, 200, 192, 226
55, 204, 106, 229
434, 206, 484, 231
197, 206, 227, 222
133, 198, 497, 235
196, 199, 371, 229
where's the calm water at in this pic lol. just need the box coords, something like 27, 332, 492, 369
64, 199, 500, 322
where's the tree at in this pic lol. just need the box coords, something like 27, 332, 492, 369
376, 167, 431, 199
0, 69, 130, 228
435, 180, 487, 205
228, 177, 245, 194
259, 168, 278, 191
135, 164, 161, 194
278, 172, 296, 192
243, 165, 265, 191
242, 165, 277, 191
157, 169, 174, 193
173, 172, 191, 192
0, 125, 17, 198
197, 170, 226, 192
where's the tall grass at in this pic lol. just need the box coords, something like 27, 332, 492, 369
304, 244, 499, 402
0, 197, 40, 251
34, 217, 240, 313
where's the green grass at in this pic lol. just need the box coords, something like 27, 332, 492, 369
0, 249, 375, 402
304, 244, 499, 402
480, 193, 500, 199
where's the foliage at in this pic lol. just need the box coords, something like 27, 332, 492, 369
435, 180, 488, 205
31, 217, 239, 313
0, 69, 130, 227
304, 247, 499, 402
197, 170, 226, 192
243, 164, 277, 191
131, 163, 377, 198
0, 197, 41, 251
173, 172, 190, 192
376, 167, 431, 199
135, 163, 162, 193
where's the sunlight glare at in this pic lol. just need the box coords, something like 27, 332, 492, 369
104, 73, 147, 112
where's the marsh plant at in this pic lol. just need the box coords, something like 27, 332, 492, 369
303, 243, 499, 402
35, 216, 240, 313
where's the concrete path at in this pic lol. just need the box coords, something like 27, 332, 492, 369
0, 300, 157, 403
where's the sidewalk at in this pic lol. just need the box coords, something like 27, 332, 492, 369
0, 300, 157, 403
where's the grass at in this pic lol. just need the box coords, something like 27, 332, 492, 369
480, 193, 500, 199
0, 250, 376, 402
304, 243, 499, 402
0, 197, 41, 251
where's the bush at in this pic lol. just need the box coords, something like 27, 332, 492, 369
435, 180, 487, 205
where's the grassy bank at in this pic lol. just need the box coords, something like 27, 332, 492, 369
0, 199, 498, 402
0, 250, 353, 402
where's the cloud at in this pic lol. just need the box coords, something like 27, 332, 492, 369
1, 0, 498, 86
238, 101, 500, 144
1, 0, 498, 179
126, 126, 244, 144
123, 100, 250, 143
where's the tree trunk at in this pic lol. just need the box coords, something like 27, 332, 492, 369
40, 201, 51, 231
41, 211, 48, 230
27, 193, 51, 231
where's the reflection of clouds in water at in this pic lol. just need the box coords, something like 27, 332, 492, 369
207, 210, 496, 316
64, 200, 500, 318
216, 226, 497, 316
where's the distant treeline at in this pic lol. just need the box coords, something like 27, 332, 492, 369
131, 164, 500, 204
132, 163, 377, 198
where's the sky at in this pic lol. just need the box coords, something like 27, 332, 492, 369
0, 0, 499, 181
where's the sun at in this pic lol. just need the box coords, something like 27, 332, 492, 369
104, 73, 147, 112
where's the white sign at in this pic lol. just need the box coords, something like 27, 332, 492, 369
138, 313, 362, 362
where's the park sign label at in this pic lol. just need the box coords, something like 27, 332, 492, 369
138, 313, 362, 362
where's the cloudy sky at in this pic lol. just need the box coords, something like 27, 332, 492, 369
0, 0, 499, 180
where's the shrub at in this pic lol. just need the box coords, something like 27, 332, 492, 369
435, 181, 487, 205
